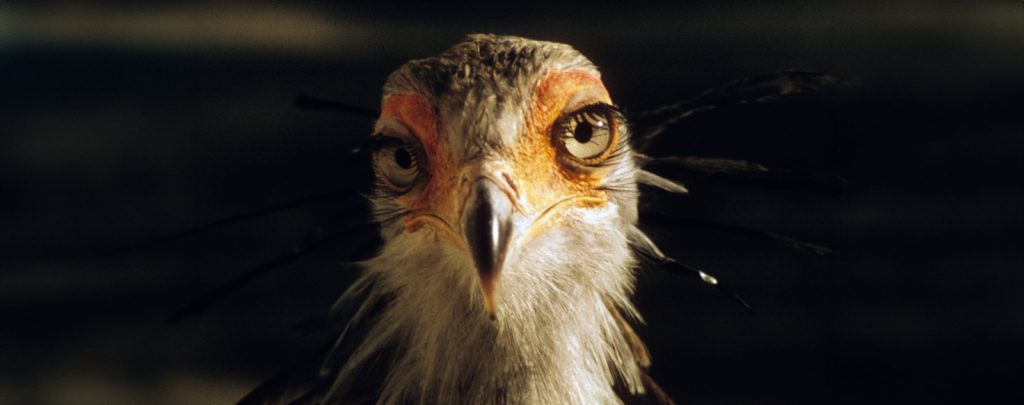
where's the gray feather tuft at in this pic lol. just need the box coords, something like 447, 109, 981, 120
637, 170, 689, 194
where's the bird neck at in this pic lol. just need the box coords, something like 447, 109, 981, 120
345, 241, 644, 404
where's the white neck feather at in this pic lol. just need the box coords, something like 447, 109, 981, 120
333, 222, 644, 404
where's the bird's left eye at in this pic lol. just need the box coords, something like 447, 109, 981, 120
555, 105, 617, 164
372, 137, 421, 191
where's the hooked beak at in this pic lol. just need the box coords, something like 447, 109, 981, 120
463, 178, 513, 320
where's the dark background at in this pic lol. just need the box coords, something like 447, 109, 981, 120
2, 1, 1022, 404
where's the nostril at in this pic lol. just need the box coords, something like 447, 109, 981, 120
502, 172, 520, 200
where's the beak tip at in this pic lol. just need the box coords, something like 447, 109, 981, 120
480, 279, 499, 321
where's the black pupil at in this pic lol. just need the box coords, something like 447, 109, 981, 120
394, 147, 413, 169
574, 121, 593, 143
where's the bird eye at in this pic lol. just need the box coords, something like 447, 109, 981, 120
555, 105, 617, 164
372, 136, 421, 191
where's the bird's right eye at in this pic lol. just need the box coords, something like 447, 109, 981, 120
372, 136, 421, 192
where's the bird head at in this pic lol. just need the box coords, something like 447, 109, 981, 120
366, 34, 639, 321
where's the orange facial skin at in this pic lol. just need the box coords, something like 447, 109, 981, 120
375, 93, 463, 247
519, 69, 615, 206
375, 69, 617, 247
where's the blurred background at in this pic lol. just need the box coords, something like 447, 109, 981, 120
2, 1, 1022, 404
